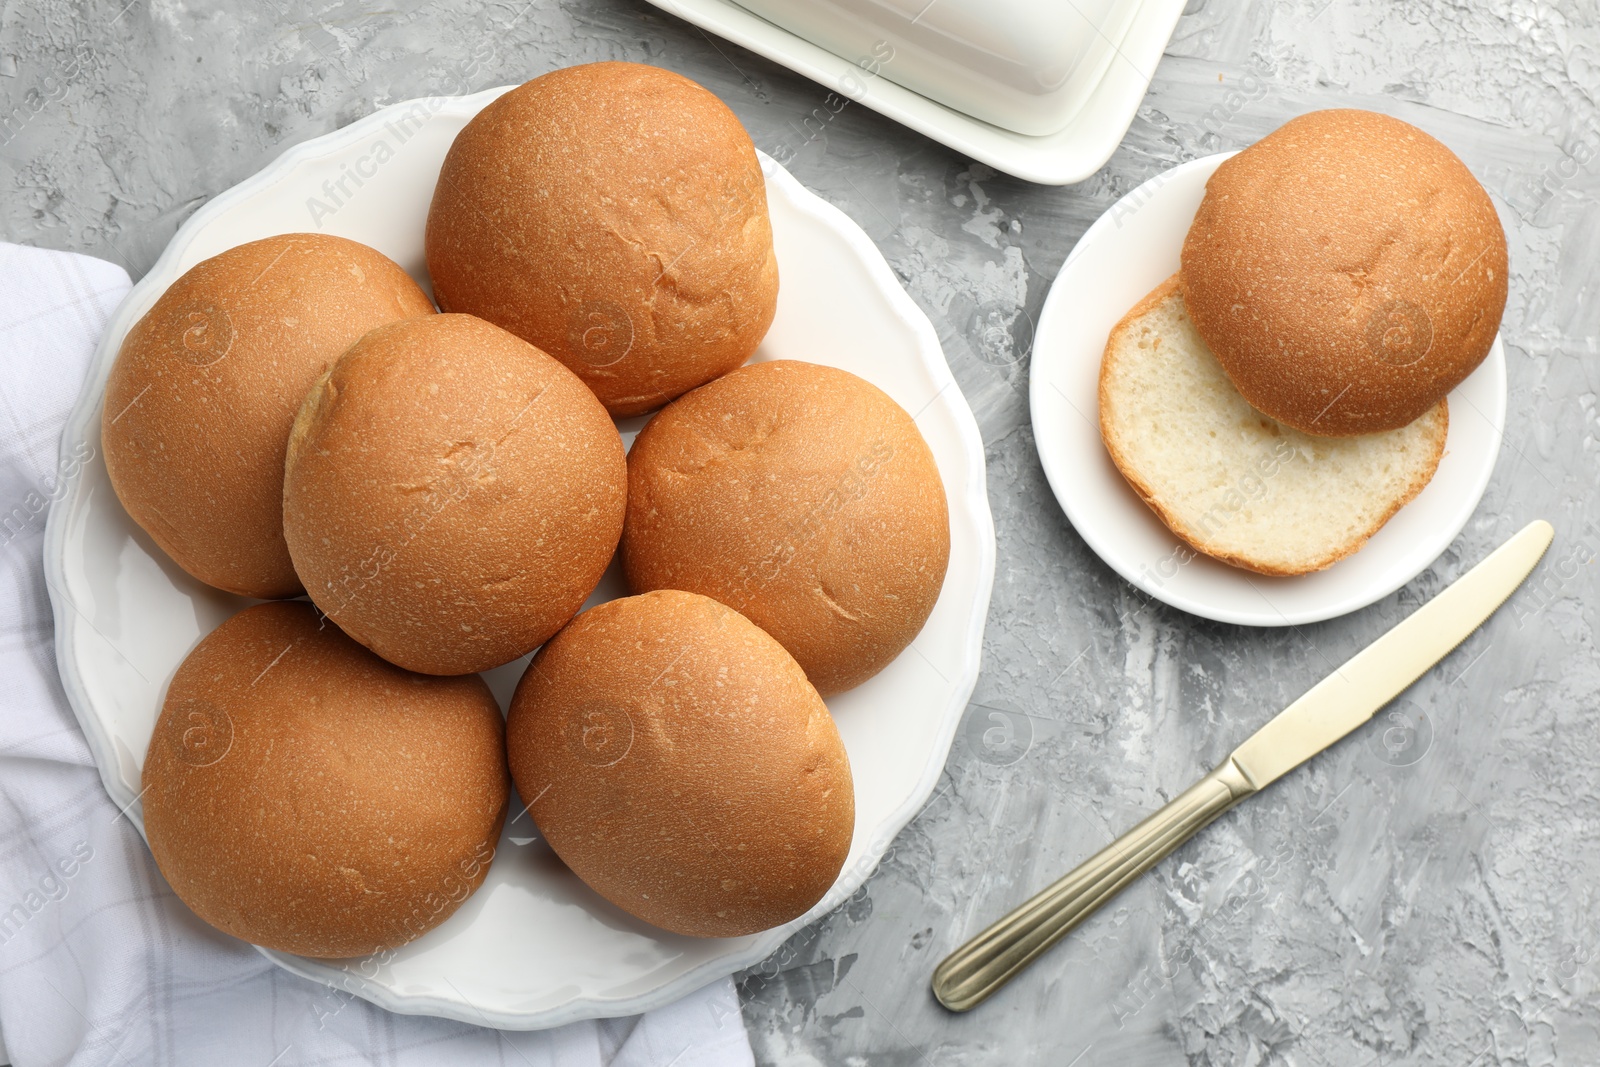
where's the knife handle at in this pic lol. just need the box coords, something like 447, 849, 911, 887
932, 758, 1257, 1012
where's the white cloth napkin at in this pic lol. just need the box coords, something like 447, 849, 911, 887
0, 243, 755, 1067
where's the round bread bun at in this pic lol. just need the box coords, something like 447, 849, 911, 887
1180, 109, 1507, 437
425, 62, 778, 418
507, 590, 853, 938
283, 314, 627, 675
103, 233, 435, 598
622, 360, 949, 696
142, 600, 508, 959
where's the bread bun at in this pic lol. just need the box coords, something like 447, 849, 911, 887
621, 360, 949, 695
1180, 109, 1506, 436
142, 601, 508, 959
425, 62, 778, 417
283, 314, 626, 675
1101, 277, 1448, 575
507, 590, 853, 937
103, 234, 435, 598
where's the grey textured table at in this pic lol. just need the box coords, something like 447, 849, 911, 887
5, 1, 1597, 1064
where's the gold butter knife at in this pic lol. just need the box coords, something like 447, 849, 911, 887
933, 519, 1555, 1012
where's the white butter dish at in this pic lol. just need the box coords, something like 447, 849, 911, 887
648, 0, 1186, 184
730, 0, 1143, 136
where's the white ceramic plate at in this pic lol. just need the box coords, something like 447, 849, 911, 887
43, 87, 995, 1029
1028, 153, 1506, 627
645, 0, 1186, 185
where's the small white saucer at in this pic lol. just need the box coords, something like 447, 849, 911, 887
1028, 153, 1507, 627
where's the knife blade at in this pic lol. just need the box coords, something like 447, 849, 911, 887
932, 519, 1555, 1012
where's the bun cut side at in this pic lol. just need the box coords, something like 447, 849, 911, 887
1100, 277, 1448, 576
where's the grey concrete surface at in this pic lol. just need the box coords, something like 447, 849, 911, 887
3, 0, 1598, 1063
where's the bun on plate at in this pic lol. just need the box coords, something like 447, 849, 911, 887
426, 61, 778, 417
622, 360, 949, 695
142, 600, 509, 958
1180, 109, 1505, 436
103, 233, 434, 598
506, 590, 853, 938
1100, 276, 1448, 575
283, 313, 626, 675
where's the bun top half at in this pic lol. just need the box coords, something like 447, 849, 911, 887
1181, 109, 1506, 436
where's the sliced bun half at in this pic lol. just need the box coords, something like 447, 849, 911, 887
1181, 109, 1505, 436
1100, 276, 1448, 576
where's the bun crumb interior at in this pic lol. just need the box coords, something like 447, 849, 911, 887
1100, 276, 1448, 576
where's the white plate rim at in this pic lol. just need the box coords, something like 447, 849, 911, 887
1028, 151, 1508, 627
643, 0, 1187, 185
42, 86, 997, 1028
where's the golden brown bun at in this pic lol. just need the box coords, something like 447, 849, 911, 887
283, 314, 627, 675
1180, 109, 1506, 436
621, 360, 949, 695
1100, 276, 1448, 576
102, 234, 435, 598
507, 590, 853, 937
142, 601, 508, 959
425, 62, 778, 417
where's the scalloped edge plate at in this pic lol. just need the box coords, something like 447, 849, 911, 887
44, 86, 995, 1029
